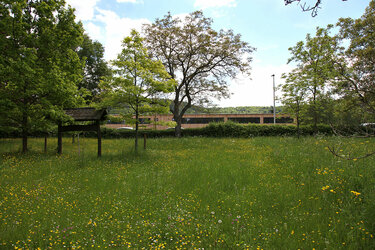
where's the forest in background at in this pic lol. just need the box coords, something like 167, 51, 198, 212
184, 106, 285, 114
109, 105, 285, 115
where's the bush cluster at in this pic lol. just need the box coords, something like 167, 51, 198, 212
70, 122, 334, 138
4, 122, 372, 139
200, 122, 333, 137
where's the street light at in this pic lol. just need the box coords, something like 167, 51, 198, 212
271, 74, 276, 124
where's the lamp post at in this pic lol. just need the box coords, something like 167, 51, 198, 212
271, 74, 276, 124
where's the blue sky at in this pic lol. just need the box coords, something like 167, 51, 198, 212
66, 0, 370, 107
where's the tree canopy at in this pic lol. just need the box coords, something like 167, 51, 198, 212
77, 34, 111, 103
280, 69, 308, 136
280, 0, 375, 134
282, 25, 340, 131
0, 0, 84, 152
335, 0, 375, 116
143, 11, 254, 137
99, 30, 175, 150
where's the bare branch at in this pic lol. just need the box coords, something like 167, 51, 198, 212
284, 0, 348, 17
328, 145, 375, 160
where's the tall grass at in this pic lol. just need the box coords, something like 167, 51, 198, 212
0, 137, 374, 248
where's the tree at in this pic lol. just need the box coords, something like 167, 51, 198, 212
280, 70, 308, 137
143, 11, 254, 137
77, 34, 111, 103
335, 0, 375, 117
99, 30, 175, 150
326, 0, 375, 160
284, 0, 348, 17
0, 0, 84, 152
284, 25, 339, 132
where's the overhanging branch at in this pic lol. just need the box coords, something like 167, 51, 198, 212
328, 145, 375, 160
284, 0, 348, 17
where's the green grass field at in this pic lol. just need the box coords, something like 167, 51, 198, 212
0, 137, 374, 249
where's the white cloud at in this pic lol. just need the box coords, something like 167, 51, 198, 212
194, 0, 237, 9
94, 8, 150, 60
66, 0, 151, 61
65, 0, 100, 21
217, 64, 293, 107
209, 9, 227, 18
85, 22, 103, 41
117, 0, 144, 3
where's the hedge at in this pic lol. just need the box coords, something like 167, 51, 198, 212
4, 122, 372, 139
200, 122, 333, 137
60, 123, 334, 138
0, 122, 334, 138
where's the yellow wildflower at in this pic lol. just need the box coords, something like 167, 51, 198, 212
351, 191, 361, 196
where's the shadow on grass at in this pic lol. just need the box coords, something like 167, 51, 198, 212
99, 147, 155, 163
0, 146, 157, 177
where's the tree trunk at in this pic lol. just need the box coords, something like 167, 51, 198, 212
173, 97, 182, 138
44, 135, 48, 153
58, 123, 62, 155
135, 111, 139, 151
296, 116, 300, 139
313, 86, 318, 134
313, 105, 318, 134
97, 121, 101, 157
296, 103, 300, 139
175, 119, 182, 138
22, 132, 28, 153
173, 92, 191, 138
22, 110, 28, 153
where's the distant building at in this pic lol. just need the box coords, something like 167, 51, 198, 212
105, 113, 294, 130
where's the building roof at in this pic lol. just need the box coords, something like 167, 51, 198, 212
64, 108, 107, 121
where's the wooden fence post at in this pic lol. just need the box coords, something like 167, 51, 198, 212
58, 123, 62, 155
44, 134, 48, 153
97, 121, 102, 157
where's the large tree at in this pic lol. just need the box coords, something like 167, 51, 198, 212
77, 34, 111, 103
280, 70, 308, 137
335, 0, 375, 117
100, 30, 175, 151
0, 0, 84, 152
326, 0, 375, 159
143, 11, 254, 137
283, 25, 340, 132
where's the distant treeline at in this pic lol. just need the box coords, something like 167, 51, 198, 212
200, 106, 285, 114
109, 105, 285, 115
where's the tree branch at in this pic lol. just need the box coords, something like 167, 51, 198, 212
328, 145, 375, 160
284, 0, 348, 17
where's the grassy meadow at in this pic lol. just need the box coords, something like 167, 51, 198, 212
0, 136, 374, 249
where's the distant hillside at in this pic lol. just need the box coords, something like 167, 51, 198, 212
184, 106, 285, 114
171, 102, 286, 114
109, 104, 285, 115
204, 106, 285, 114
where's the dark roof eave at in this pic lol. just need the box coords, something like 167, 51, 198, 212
64, 108, 107, 121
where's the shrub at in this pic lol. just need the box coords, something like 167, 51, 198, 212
201, 122, 330, 137
0, 122, 336, 138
